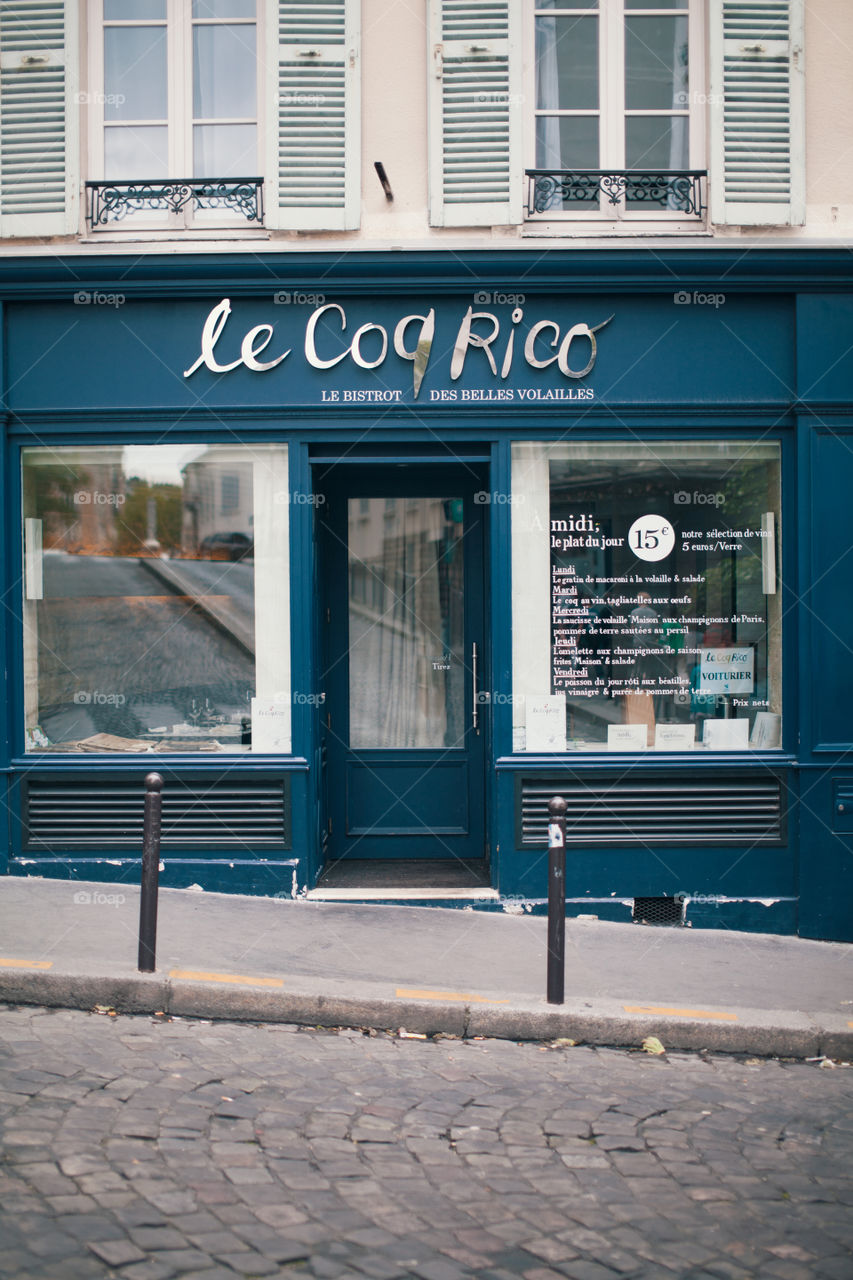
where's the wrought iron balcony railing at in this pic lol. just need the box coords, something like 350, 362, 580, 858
526, 169, 707, 218
86, 177, 264, 227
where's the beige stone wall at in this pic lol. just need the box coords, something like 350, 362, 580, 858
802, 0, 853, 231
4, 0, 852, 251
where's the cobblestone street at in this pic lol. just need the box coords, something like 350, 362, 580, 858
0, 1005, 851, 1280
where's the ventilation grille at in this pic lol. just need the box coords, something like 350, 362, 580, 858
23, 779, 289, 850
721, 0, 792, 205
519, 775, 784, 847
633, 896, 686, 927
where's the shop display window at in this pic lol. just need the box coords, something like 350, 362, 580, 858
511, 441, 782, 751
21, 443, 290, 754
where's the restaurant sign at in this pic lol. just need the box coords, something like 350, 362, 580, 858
183, 298, 613, 400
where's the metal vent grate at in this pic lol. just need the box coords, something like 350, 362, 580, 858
22, 778, 289, 850
518, 774, 784, 847
633, 896, 685, 927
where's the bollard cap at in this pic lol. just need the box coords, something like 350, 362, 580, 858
548, 795, 567, 817
144, 772, 164, 792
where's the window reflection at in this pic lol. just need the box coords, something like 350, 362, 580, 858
348, 497, 465, 750
22, 444, 289, 754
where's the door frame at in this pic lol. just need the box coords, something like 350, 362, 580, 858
312, 457, 491, 870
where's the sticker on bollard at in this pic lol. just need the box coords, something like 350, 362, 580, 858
547, 796, 568, 1005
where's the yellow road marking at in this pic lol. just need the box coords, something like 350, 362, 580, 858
0, 958, 53, 970
624, 1004, 737, 1021
395, 987, 509, 1005
169, 969, 283, 988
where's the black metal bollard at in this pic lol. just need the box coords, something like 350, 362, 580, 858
547, 795, 567, 1005
138, 772, 163, 973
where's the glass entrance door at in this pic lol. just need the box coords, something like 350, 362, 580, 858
319, 467, 486, 862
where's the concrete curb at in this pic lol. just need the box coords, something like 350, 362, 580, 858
2, 966, 850, 1060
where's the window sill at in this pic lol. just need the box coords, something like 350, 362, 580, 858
522, 220, 711, 239
80, 228, 271, 244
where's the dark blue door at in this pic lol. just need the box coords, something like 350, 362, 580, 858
319, 466, 486, 861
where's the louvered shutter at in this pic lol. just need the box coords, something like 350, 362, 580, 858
428, 0, 522, 227
265, 0, 360, 231
0, 0, 78, 237
709, 0, 805, 226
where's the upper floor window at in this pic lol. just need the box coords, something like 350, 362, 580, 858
527, 0, 705, 223
88, 0, 260, 229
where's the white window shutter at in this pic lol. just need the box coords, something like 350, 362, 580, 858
0, 0, 79, 237
265, 0, 360, 231
428, 0, 522, 228
709, 0, 805, 226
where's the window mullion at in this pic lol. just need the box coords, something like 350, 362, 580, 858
688, 0, 705, 171
599, 0, 624, 219
168, 0, 189, 178
607, 0, 626, 171
88, 1, 106, 181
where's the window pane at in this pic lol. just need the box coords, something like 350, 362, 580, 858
193, 0, 256, 16
22, 445, 290, 755
626, 115, 688, 171
104, 25, 167, 121
193, 124, 257, 176
193, 23, 257, 119
625, 16, 688, 111
512, 443, 782, 753
104, 0, 165, 18
104, 125, 168, 178
348, 498, 465, 750
536, 114, 598, 170
625, 0, 685, 8
536, 16, 598, 110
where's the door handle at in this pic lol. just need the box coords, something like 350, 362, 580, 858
472, 641, 479, 734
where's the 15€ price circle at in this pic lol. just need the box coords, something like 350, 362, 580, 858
628, 514, 675, 562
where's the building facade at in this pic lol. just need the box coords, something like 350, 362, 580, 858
1, 0, 851, 941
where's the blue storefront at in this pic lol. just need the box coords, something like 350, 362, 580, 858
2, 247, 851, 941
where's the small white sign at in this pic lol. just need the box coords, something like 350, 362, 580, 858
548, 822, 564, 849
750, 711, 782, 749
25, 518, 43, 600
627, 513, 675, 562
698, 647, 754, 695
250, 698, 290, 752
607, 724, 648, 751
655, 724, 696, 750
526, 694, 566, 752
703, 718, 749, 750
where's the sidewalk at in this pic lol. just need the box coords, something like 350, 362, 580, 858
1, 876, 851, 1059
